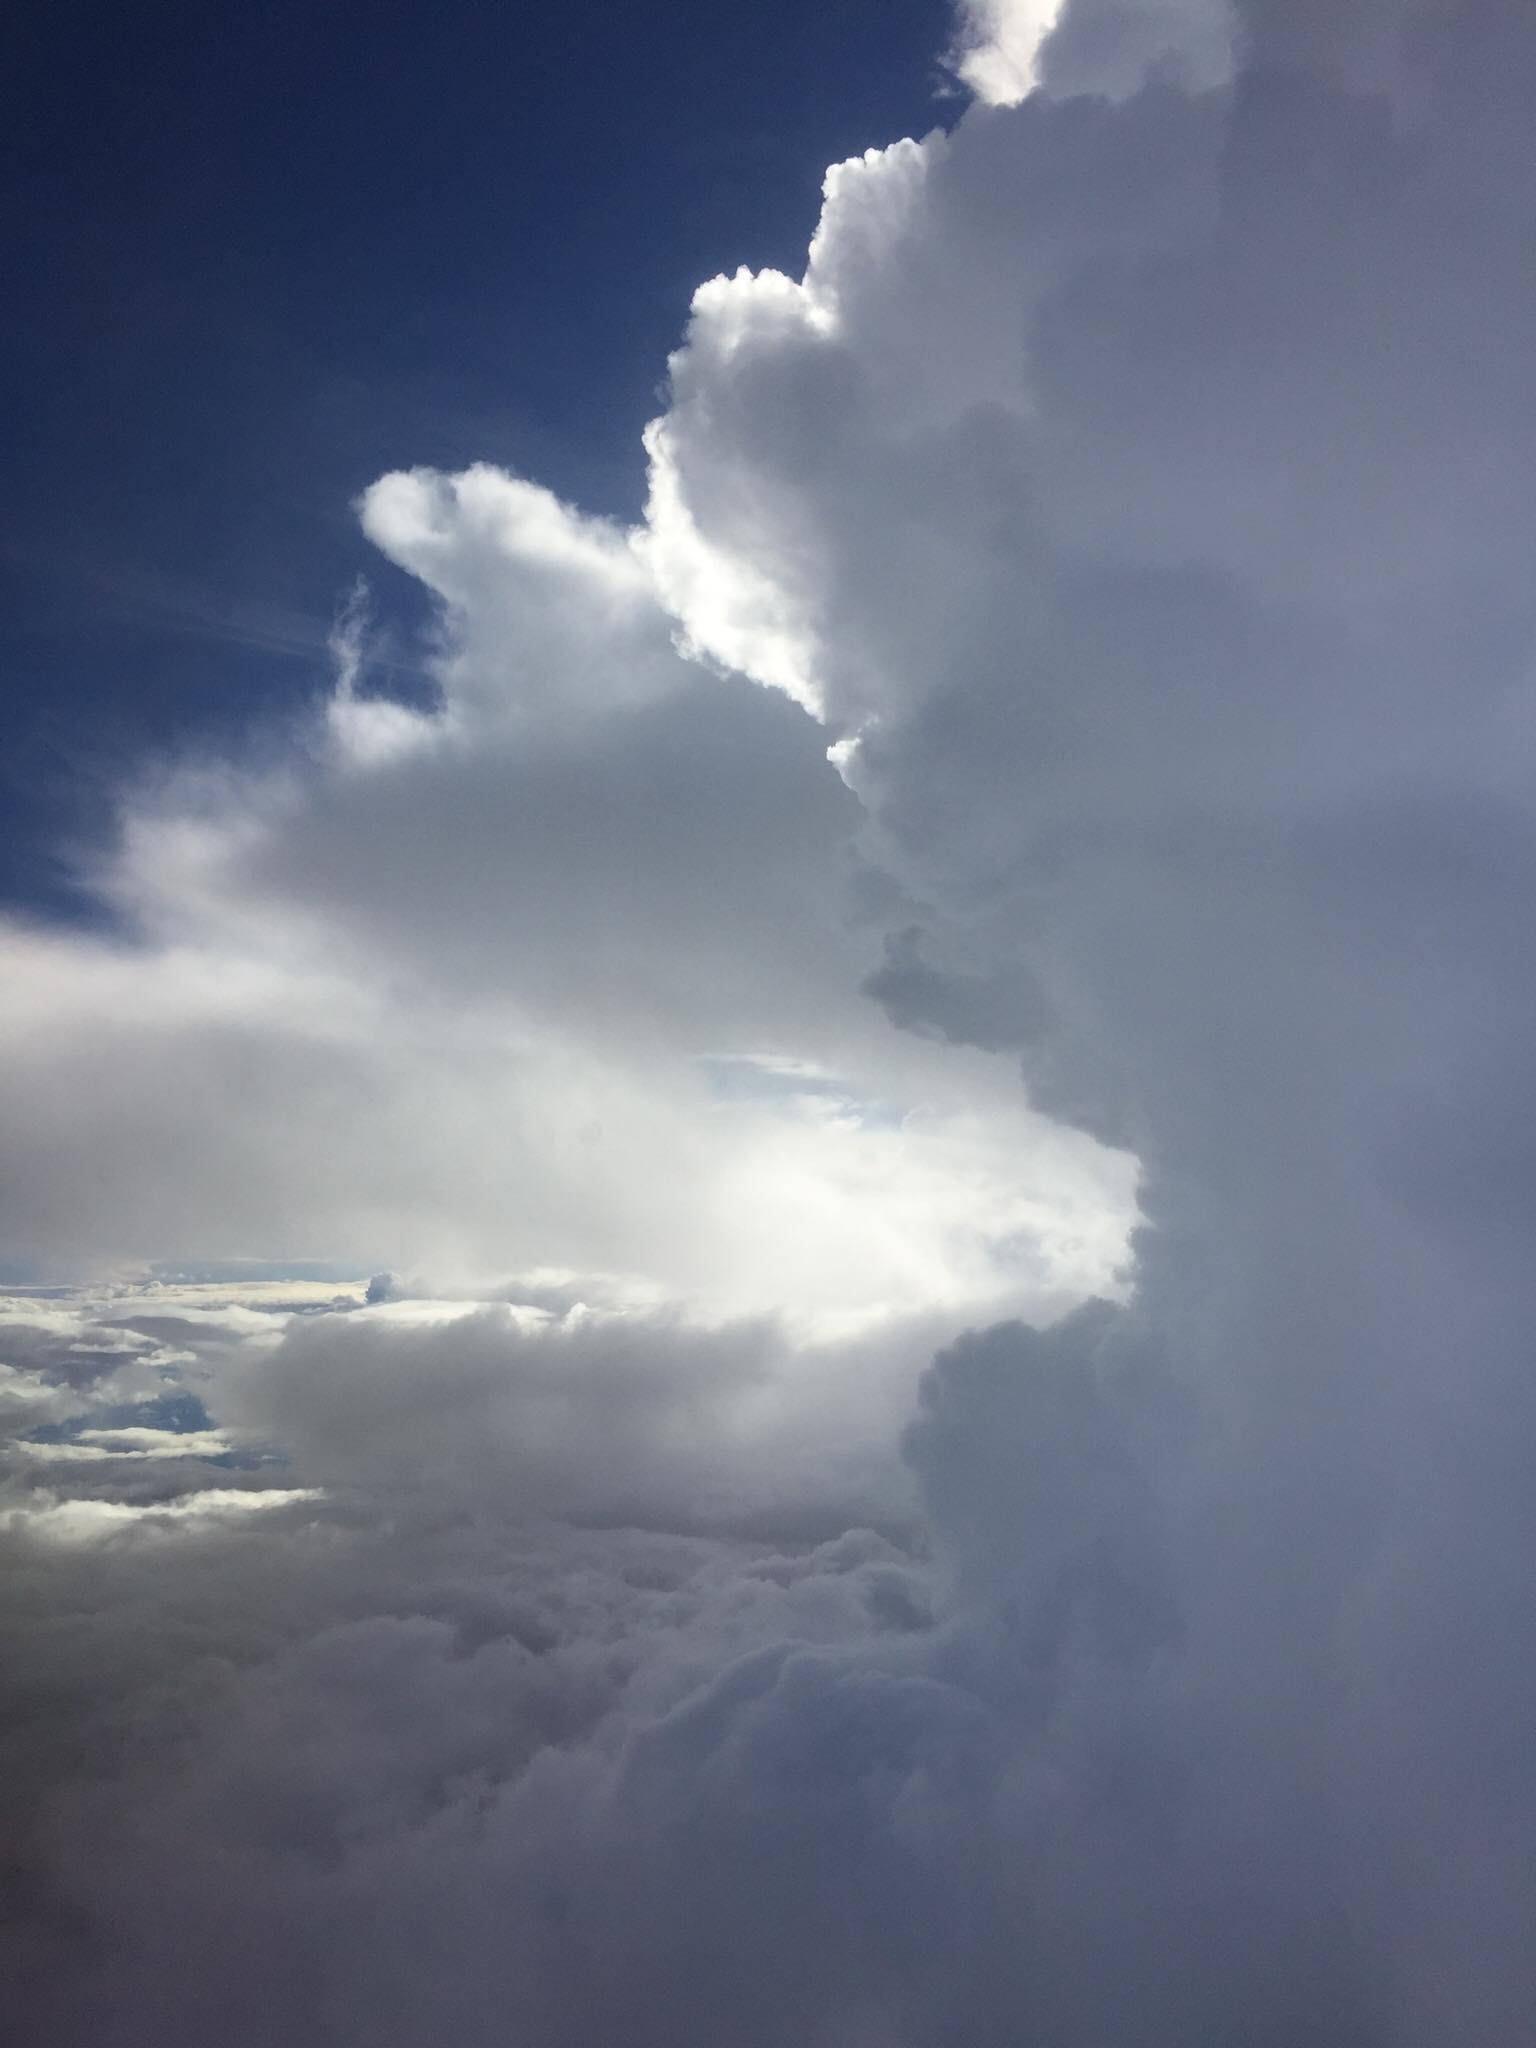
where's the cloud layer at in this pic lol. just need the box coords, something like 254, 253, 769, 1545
5, 1, 1536, 2041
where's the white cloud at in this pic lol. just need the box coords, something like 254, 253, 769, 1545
0, 376, 1133, 1329
0, 1361, 76, 1431
949, 0, 1068, 101
949, 0, 1234, 105
2, 1485, 324, 1545
19, 1427, 234, 1459
7, 3, 1536, 2042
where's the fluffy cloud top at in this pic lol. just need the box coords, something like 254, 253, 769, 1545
951, 0, 1234, 102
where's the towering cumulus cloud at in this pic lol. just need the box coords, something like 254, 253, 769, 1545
3, 2, 1534, 2042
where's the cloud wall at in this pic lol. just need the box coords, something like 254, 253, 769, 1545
4, 3, 1535, 2042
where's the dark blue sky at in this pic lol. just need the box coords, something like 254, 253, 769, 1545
3, 0, 951, 917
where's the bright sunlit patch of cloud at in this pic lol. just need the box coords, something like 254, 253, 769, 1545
16, 1428, 235, 1462
948, 0, 1067, 102
1, 1486, 325, 1546
948, 0, 1235, 105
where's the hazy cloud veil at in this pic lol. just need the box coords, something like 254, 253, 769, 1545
4, 1, 1535, 2042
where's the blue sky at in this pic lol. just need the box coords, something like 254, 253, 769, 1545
4, 0, 948, 915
